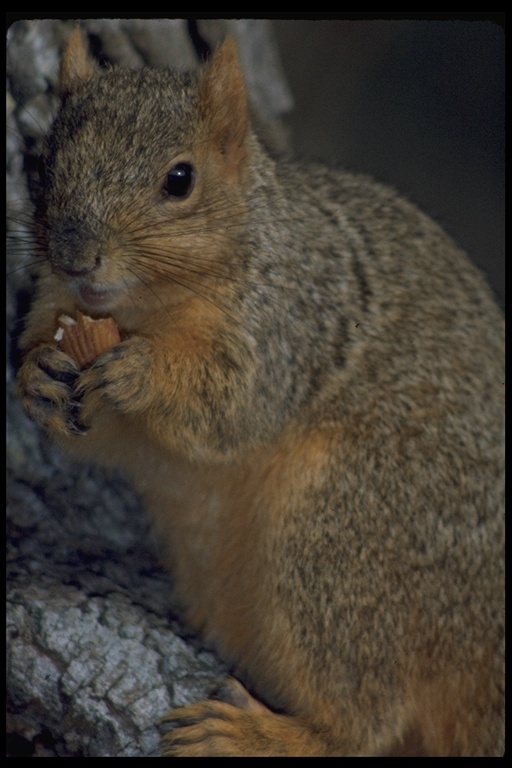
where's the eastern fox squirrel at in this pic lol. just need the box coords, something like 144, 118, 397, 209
16, 28, 504, 756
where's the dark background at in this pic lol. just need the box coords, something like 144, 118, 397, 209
272, 19, 504, 307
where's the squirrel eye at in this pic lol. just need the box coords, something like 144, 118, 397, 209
163, 162, 195, 199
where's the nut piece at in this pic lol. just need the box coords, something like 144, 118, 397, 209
55, 311, 120, 369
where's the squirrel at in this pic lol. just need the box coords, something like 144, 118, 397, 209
16, 28, 504, 756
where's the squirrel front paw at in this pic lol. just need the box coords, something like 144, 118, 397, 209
16, 344, 86, 437
77, 336, 154, 419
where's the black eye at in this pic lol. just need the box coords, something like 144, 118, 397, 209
163, 162, 194, 199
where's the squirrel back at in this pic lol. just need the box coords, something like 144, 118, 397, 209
17, 29, 504, 756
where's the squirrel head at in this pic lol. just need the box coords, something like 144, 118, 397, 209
37, 28, 253, 316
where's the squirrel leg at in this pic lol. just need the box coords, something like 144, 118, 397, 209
161, 679, 335, 757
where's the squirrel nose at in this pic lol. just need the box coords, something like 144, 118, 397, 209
49, 219, 102, 276
57, 253, 102, 277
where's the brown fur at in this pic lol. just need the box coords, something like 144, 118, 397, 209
16, 29, 504, 755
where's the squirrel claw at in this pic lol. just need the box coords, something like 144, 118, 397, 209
68, 402, 89, 434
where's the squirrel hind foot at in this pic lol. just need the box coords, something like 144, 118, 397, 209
160, 683, 334, 757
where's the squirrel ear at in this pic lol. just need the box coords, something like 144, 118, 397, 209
198, 37, 249, 176
59, 27, 98, 97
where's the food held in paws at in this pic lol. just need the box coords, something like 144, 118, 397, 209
55, 311, 120, 369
